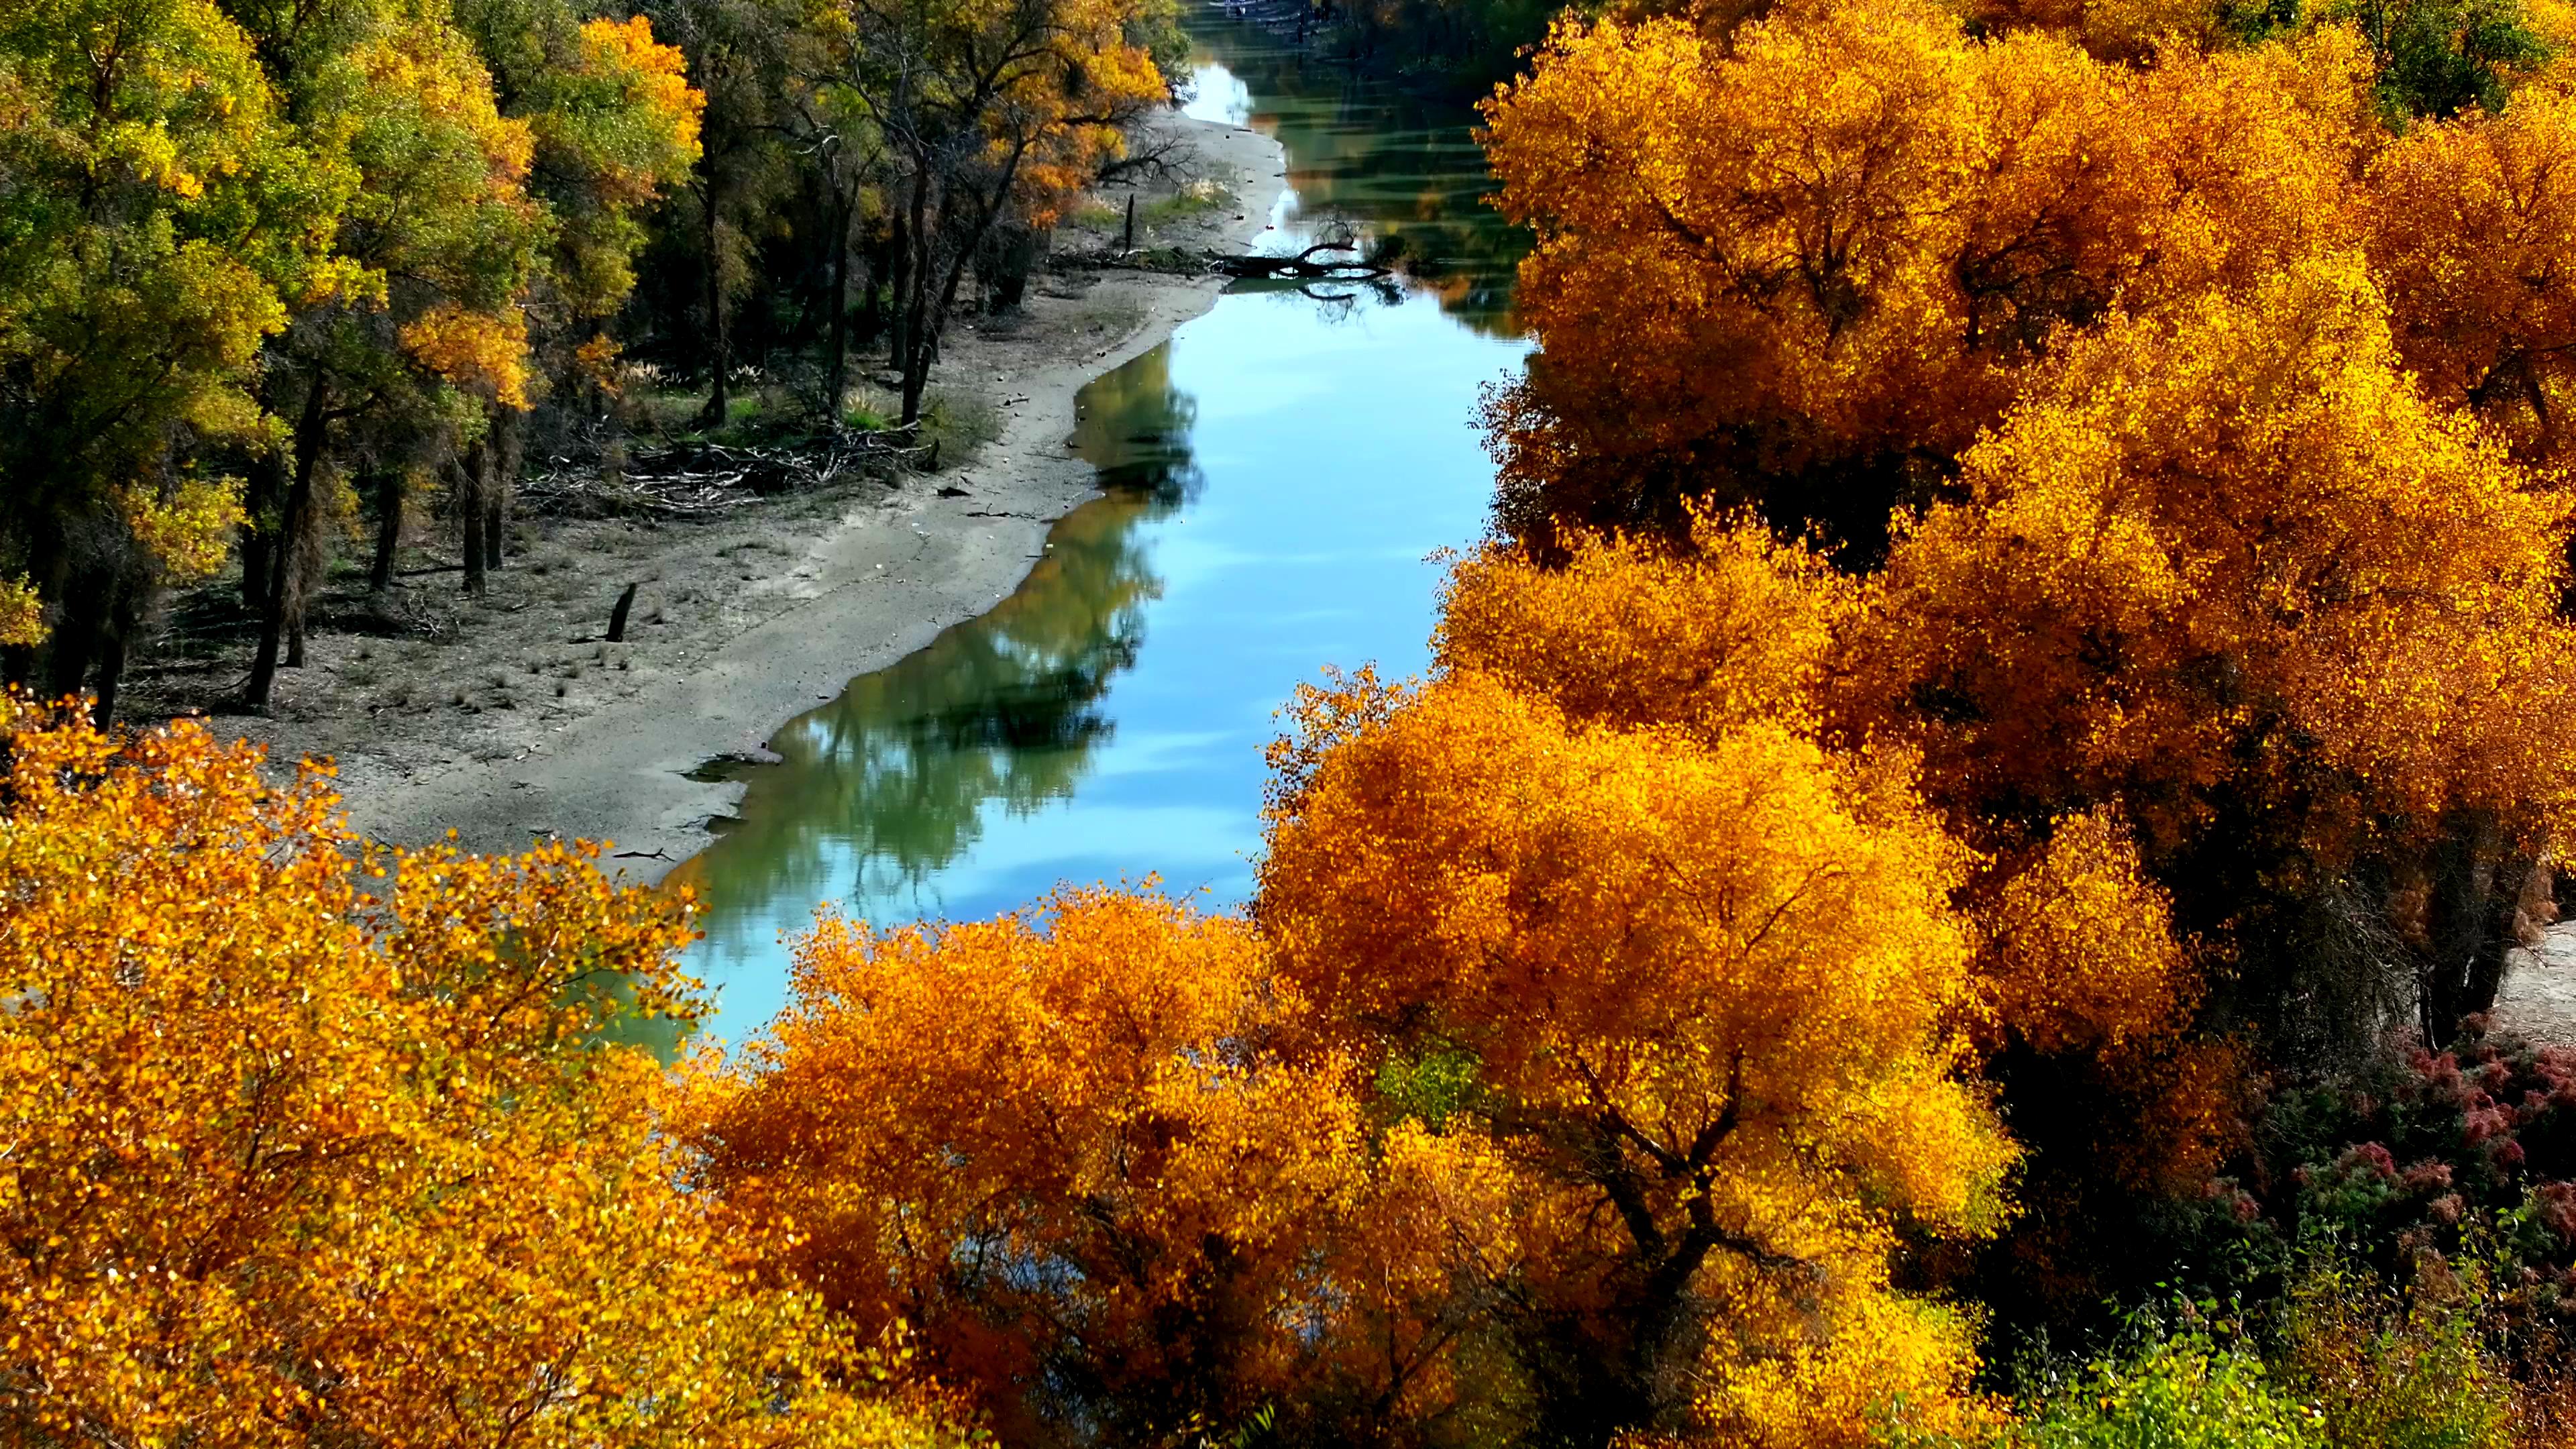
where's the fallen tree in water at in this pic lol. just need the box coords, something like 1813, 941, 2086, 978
1202, 237, 1395, 280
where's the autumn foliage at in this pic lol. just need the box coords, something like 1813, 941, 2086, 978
0, 0, 710, 711
685, 703, 2017, 1446
1477, 0, 2368, 551
23, 0, 2576, 1437
1456, 0, 2576, 1391
1257, 668, 2014, 1444
0, 700, 957, 1448
686, 890, 1368, 1445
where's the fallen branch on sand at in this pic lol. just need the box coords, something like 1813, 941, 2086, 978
522, 427, 938, 520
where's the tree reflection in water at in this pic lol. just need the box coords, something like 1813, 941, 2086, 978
671, 345, 1200, 963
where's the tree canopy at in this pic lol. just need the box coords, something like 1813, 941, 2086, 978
17, 0, 2576, 1436
0, 700, 963, 1447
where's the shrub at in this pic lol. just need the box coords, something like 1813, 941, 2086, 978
2182, 1022, 2576, 1313
2281, 1265, 2520, 1449
2017, 1332, 2324, 1449
920, 388, 1002, 461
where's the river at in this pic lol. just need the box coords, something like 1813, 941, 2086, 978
667, 23, 1530, 1034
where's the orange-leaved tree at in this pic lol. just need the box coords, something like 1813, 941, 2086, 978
1432, 511, 1856, 741
1846, 252, 2576, 1051
0, 697, 959, 1448
1254, 666, 2015, 1448
1468, 0, 2576, 1336
1427, 511, 2233, 1325
2367, 70, 2576, 471
1809, 240, 2576, 1327
1433, 514, 2203, 1064
1476, 0, 2367, 556
684, 887, 1373, 1448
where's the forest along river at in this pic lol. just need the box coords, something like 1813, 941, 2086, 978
667, 24, 1532, 1034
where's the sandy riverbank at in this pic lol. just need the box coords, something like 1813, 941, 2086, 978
130, 107, 1289, 881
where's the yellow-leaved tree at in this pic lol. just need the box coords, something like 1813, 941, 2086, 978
797, 0, 1175, 425
0, 698, 960, 1449
0, 0, 344, 714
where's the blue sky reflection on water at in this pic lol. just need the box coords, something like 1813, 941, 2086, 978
672, 32, 1531, 1034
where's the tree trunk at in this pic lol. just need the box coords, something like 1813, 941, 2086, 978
924, 244, 977, 406
991, 224, 1044, 311
482, 406, 518, 572
89, 587, 133, 729
248, 376, 329, 709
888, 206, 916, 411
893, 151, 946, 424
694, 180, 731, 431
2418, 811, 2522, 1047
826, 186, 853, 425
42, 571, 100, 704
370, 467, 405, 592
858, 224, 890, 346
43, 561, 140, 727
898, 200, 939, 426
905, 159, 1023, 427
460, 439, 489, 597
285, 466, 327, 669
241, 447, 282, 616
899, 129, 1038, 427
900, 304, 930, 425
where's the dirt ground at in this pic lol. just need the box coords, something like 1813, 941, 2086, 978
123, 107, 1292, 877
2493, 920, 2576, 1046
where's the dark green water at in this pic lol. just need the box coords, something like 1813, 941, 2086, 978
671, 25, 1530, 1032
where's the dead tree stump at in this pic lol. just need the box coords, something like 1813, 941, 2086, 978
606, 582, 639, 643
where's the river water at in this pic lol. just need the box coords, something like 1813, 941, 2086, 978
669, 25, 1529, 1033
